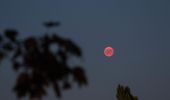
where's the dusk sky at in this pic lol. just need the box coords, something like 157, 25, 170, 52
0, 0, 170, 100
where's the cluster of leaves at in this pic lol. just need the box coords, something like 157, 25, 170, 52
116, 85, 138, 100
0, 29, 88, 100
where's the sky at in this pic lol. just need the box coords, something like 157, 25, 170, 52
0, 0, 170, 100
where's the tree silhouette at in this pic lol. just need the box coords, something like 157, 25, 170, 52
116, 84, 138, 100
0, 22, 88, 100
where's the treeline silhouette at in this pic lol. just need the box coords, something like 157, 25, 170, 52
0, 22, 88, 100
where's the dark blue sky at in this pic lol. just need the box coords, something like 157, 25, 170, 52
0, 0, 170, 100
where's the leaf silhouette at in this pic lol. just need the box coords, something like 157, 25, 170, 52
44, 21, 60, 28
62, 81, 71, 90
12, 61, 21, 71
53, 82, 61, 98
13, 73, 31, 98
2, 42, 13, 51
24, 37, 38, 51
65, 40, 82, 57
0, 34, 3, 43
57, 49, 67, 63
0, 51, 5, 63
4, 29, 18, 42
12, 47, 22, 60
72, 67, 88, 87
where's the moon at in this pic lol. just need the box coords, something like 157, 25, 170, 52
104, 47, 114, 57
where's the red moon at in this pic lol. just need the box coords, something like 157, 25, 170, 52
104, 47, 114, 57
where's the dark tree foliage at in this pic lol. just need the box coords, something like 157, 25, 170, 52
0, 22, 88, 100
116, 85, 138, 100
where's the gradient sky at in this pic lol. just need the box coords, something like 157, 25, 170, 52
0, 0, 170, 100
